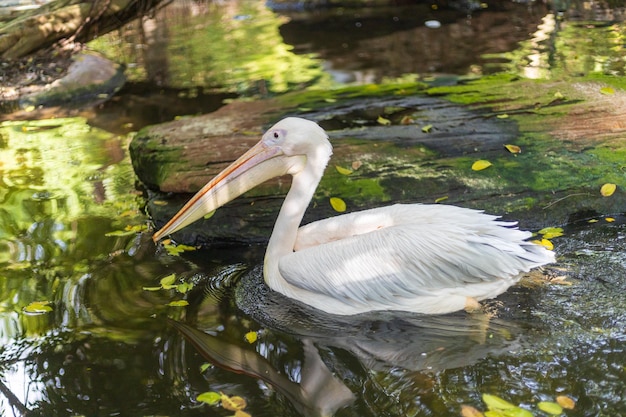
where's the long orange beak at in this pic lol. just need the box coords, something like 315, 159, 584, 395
152, 139, 292, 242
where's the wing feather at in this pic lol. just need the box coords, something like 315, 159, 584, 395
280, 204, 553, 307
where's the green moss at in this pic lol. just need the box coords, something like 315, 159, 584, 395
275, 82, 428, 110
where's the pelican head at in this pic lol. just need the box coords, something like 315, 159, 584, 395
152, 117, 332, 242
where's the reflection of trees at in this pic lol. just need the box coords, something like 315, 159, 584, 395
0, 118, 144, 338
0, 329, 192, 416
89, 1, 329, 93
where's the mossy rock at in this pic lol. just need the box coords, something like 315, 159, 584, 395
131, 76, 626, 246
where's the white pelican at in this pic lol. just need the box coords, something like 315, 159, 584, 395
153, 117, 555, 315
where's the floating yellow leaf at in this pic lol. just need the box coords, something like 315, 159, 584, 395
335, 165, 353, 175
152, 200, 168, 206
105, 224, 147, 237
538, 227, 564, 239
588, 219, 599, 223
504, 144, 521, 154
538, 401, 563, 415
600, 183, 616, 197
142, 286, 162, 292
23, 301, 53, 314
400, 115, 414, 125
461, 404, 485, 417
167, 300, 189, 307
377, 116, 391, 126
435, 196, 449, 203
244, 331, 258, 344
197, 391, 221, 405
160, 274, 176, 287
324, 98, 337, 103
496, 113, 509, 119
472, 160, 492, 171
532, 238, 554, 250
482, 395, 533, 417
553, 91, 564, 99
482, 394, 516, 411
203, 210, 216, 220
177, 282, 194, 293
164, 243, 197, 256
330, 197, 347, 212
555, 395, 575, 410
605, 217, 615, 223
221, 393, 247, 411
600, 86, 615, 95
199, 363, 212, 373
421, 124, 433, 133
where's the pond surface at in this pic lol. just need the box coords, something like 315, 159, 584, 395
1, 1, 626, 416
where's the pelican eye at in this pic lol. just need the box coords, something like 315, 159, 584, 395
266, 128, 286, 144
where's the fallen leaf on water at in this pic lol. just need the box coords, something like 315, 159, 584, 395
435, 196, 448, 203
553, 91, 565, 99
105, 224, 147, 237
588, 219, 599, 223
335, 165, 353, 175
400, 115, 414, 125
461, 404, 484, 417
600, 86, 615, 95
504, 144, 521, 154
482, 394, 516, 411
605, 217, 615, 223
203, 210, 216, 220
199, 363, 212, 373
221, 393, 247, 411
167, 300, 189, 307
152, 200, 168, 206
538, 226, 564, 239
496, 113, 509, 119
377, 116, 391, 126
555, 395, 575, 410
472, 160, 492, 171
197, 391, 221, 405
330, 197, 347, 212
538, 401, 563, 415
23, 301, 53, 314
176, 282, 194, 293
142, 286, 162, 292
421, 124, 433, 133
600, 183, 616, 197
160, 274, 176, 287
164, 243, 197, 256
532, 238, 554, 250
244, 331, 258, 344
481, 394, 533, 417
104, 229, 136, 237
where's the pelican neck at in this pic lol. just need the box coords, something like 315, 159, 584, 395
263, 149, 329, 294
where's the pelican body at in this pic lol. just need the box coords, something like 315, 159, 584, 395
153, 117, 554, 315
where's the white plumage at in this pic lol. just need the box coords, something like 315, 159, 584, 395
153, 117, 554, 315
